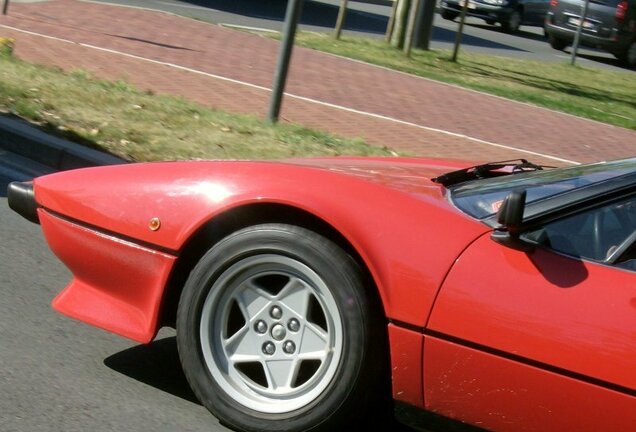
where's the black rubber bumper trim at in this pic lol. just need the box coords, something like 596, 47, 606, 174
7, 181, 40, 224
389, 319, 424, 333
42, 208, 179, 257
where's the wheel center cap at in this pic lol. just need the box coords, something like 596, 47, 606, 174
271, 324, 286, 341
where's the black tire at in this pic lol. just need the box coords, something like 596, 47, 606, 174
501, 10, 522, 33
176, 224, 390, 432
548, 34, 568, 51
616, 41, 636, 69
441, 9, 459, 21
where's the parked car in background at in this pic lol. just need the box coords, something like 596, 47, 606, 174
545, 0, 636, 68
440, 0, 551, 33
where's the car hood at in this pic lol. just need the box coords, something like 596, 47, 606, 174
287, 157, 471, 198
32, 157, 479, 251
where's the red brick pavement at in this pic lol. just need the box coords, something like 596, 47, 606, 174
1, 0, 634, 165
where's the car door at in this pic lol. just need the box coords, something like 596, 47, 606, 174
424, 195, 636, 432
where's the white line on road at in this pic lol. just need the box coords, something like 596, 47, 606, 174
156, 1, 214, 11
287, 95, 580, 164
219, 23, 280, 33
0, 24, 580, 165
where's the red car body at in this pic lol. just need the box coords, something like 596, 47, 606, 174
10, 157, 636, 431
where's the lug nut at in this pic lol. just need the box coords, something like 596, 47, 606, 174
271, 324, 286, 341
262, 342, 276, 355
283, 340, 296, 354
270, 305, 283, 320
254, 320, 267, 334
288, 318, 300, 332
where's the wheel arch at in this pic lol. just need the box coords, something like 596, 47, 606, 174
158, 202, 387, 330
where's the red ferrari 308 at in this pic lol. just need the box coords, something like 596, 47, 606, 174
8, 157, 636, 432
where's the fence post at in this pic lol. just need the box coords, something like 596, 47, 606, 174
570, 0, 590, 66
334, 0, 348, 40
451, 0, 469, 62
404, 0, 420, 57
385, 0, 398, 42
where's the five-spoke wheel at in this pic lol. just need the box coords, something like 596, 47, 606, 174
176, 224, 389, 432
199, 254, 343, 414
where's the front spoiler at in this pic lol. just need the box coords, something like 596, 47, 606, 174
7, 181, 40, 224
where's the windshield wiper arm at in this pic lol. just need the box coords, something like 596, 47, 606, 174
432, 159, 553, 187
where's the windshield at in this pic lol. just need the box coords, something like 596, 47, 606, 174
450, 158, 636, 219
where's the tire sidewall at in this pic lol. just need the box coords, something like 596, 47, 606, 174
501, 10, 521, 33
548, 34, 567, 51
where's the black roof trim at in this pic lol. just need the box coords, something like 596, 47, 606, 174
483, 171, 636, 229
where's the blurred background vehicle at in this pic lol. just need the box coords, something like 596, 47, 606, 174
545, 0, 636, 67
439, 0, 552, 33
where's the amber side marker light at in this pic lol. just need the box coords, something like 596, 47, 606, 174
149, 217, 161, 231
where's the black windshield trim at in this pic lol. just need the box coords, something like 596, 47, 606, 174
482, 173, 636, 228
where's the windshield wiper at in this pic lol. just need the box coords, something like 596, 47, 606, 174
432, 159, 553, 187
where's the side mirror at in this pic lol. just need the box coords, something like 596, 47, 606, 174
497, 189, 526, 234
491, 190, 533, 251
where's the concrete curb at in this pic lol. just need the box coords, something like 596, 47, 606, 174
0, 115, 126, 170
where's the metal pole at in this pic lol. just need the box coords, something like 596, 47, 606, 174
451, 1, 469, 62
268, 0, 303, 123
334, 0, 348, 40
570, 0, 590, 66
3, 0, 10, 15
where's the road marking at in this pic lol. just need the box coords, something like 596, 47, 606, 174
156, 1, 213, 11
287, 95, 580, 164
0, 24, 580, 165
0, 25, 77, 44
219, 23, 280, 34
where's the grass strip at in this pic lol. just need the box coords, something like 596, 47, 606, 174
0, 51, 395, 162
272, 32, 635, 130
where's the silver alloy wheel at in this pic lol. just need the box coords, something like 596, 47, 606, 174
199, 254, 344, 414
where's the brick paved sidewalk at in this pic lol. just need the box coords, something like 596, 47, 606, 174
1, 0, 634, 165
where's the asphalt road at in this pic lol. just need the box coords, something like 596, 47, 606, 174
89, 0, 630, 72
0, 155, 232, 432
0, 154, 421, 431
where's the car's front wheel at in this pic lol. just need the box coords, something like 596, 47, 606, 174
176, 224, 389, 432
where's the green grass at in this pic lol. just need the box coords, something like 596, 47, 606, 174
271, 32, 636, 130
0, 52, 395, 162
0, 37, 13, 57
